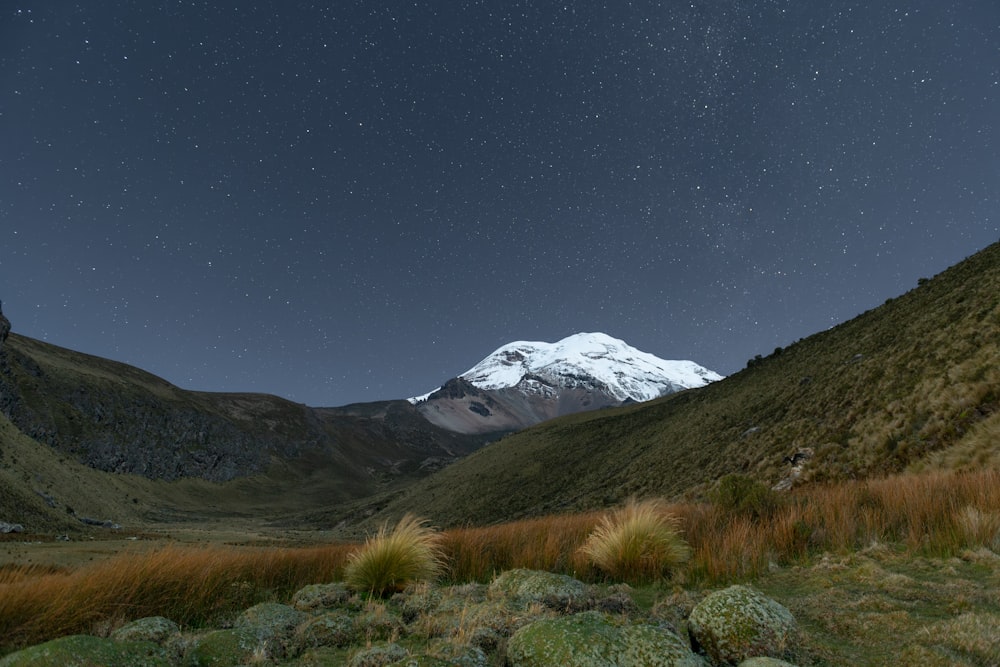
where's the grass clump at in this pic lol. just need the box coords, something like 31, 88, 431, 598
344, 514, 444, 597
578, 498, 690, 583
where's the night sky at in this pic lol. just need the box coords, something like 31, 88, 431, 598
2, 2, 998, 407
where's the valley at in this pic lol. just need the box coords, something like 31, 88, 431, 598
0, 242, 997, 664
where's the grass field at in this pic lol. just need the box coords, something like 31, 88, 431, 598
2, 468, 999, 663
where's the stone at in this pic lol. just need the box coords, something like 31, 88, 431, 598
294, 610, 358, 650
0, 634, 170, 666
487, 568, 590, 610
0, 522, 24, 534
183, 628, 261, 666
110, 616, 180, 644
292, 582, 352, 611
349, 641, 408, 667
235, 601, 309, 658
738, 658, 799, 667
423, 639, 488, 667
506, 610, 706, 667
687, 585, 797, 665
353, 605, 405, 642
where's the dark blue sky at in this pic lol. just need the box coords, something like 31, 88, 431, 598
2, 1, 997, 406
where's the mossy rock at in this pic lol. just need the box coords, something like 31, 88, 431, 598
738, 658, 799, 667
293, 646, 353, 666
488, 568, 589, 609
110, 616, 181, 644
292, 582, 352, 612
184, 628, 261, 666
237, 601, 309, 637
294, 610, 358, 650
687, 585, 797, 665
441, 597, 552, 640
507, 610, 706, 667
349, 641, 408, 667
0, 634, 171, 667
235, 601, 309, 658
387, 657, 454, 667
354, 606, 406, 642
424, 639, 488, 667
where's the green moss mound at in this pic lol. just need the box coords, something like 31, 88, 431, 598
183, 628, 260, 666
506, 610, 705, 667
0, 634, 171, 667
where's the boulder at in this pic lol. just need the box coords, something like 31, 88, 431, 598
349, 641, 408, 667
183, 628, 261, 666
507, 610, 706, 667
292, 582, 352, 611
488, 568, 590, 610
354, 605, 406, 642
0, 634, 170, 666
0, 522, 24, 534
110, 616, 180, 645
294, 610, 358, 650
422, 639, 488, 667
687, 585, 797, 665
387, 658, 454, 667
235, 601, 309, 658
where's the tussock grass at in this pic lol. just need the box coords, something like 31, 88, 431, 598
577, 498, 691, 583
4, 469, 1000, 651
344, 514, 444, 597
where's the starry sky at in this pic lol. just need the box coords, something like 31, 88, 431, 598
2, 1, 998, 407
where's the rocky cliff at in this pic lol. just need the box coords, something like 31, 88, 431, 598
0, 325, 485, 485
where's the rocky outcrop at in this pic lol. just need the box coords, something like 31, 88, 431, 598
0, 522, 24, 534
687, 585, 798, 665
0, 303, 10, 352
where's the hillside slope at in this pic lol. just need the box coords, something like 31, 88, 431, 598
368, 241, 1000, 526
0, 331, 489, 530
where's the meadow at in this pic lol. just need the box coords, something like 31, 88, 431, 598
2, 468, 999, 662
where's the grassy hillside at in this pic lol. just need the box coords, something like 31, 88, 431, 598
368, 242, 1000, 527
0, 333, 488, 533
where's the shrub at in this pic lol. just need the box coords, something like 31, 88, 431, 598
344, 514, 444, 597
711, 473, 780, 520
578, 499, 691, 583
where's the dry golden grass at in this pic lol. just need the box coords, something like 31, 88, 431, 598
438, 511, 600, 581
3, 469, 1000, 651
0, 542, 353, 649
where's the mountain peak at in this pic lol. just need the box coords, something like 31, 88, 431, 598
413, 332, 723, 404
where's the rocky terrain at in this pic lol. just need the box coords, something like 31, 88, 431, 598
0, 569, 800, 667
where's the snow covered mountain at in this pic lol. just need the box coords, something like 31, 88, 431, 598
410, 333, 722, 434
